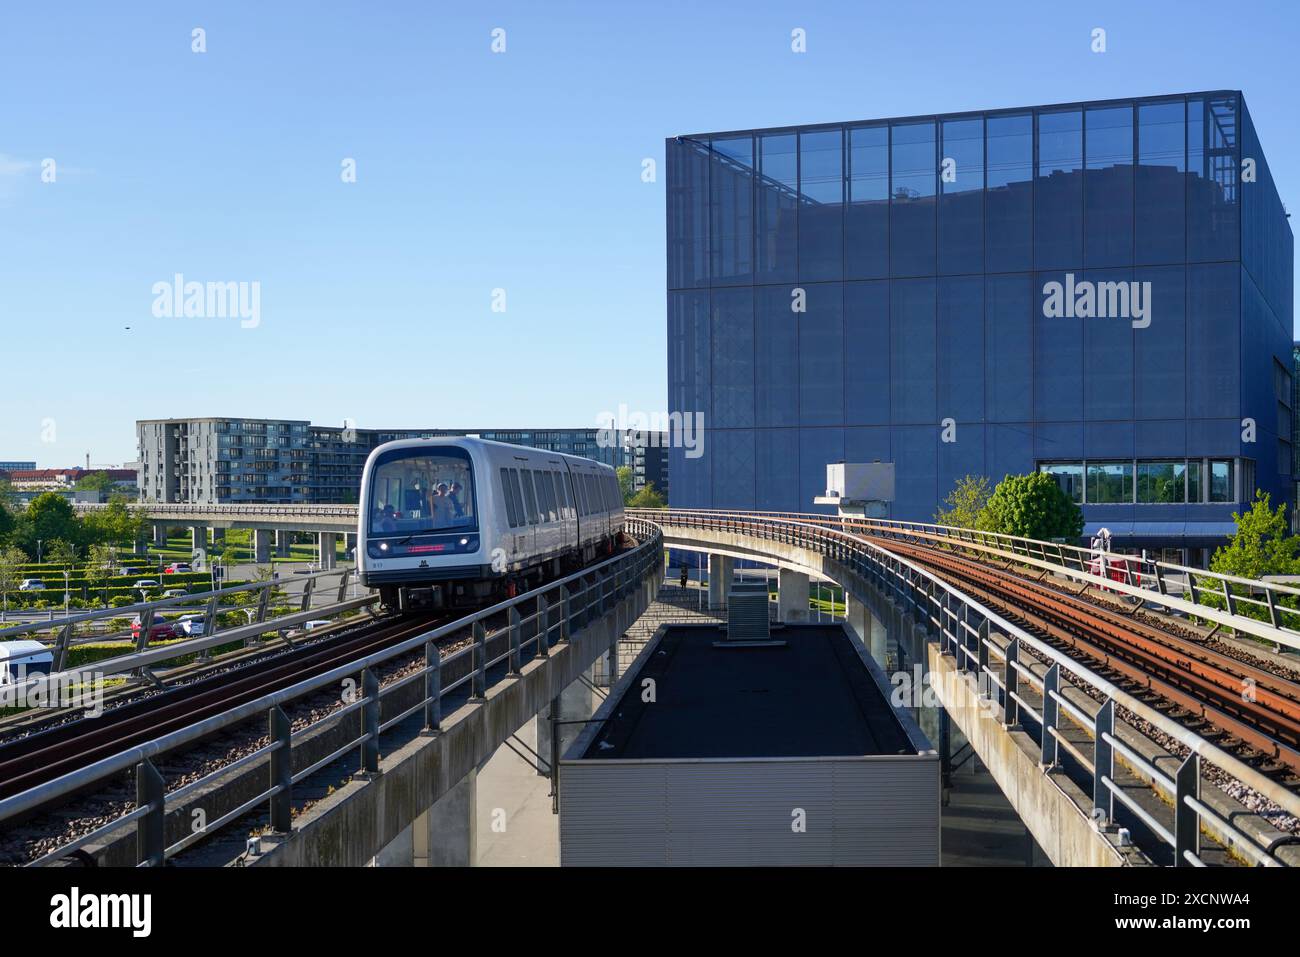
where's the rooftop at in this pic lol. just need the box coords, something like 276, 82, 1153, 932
582, 623, 916, 760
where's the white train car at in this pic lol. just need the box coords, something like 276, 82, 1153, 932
358, 437, 625, 612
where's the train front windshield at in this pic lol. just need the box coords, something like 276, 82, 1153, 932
368, 448, 476, 537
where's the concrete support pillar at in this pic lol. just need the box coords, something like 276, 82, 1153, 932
419, 768, 477, 866
152, 524, 167, 546
275, 530, 292, 557
777, 568, 810, 623
707, 554, 735, 610
253, 528, 272, 564
845, 592, 869, 646
211, 528, 225, 543
869, 608, 889, 665
345, 533, 357, 559
189, 526, 206, 551
371, 823, 415, 866
536, 667, 596, 777
318, 532, 337, 569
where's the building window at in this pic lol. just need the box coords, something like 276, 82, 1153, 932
1137, 461, 1186, 503
1039, 463, 1083, 502
1086, 462, 1133, 504
1209, 460, 1234, 502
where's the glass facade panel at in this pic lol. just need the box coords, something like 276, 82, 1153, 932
1136, 101, 1185, 265
1187, 95, 1239, 263
986, 114, 1033, 272
890, 121, 937, 277
890, 278, 936, 424
1040, 463, 1083, 502
939, 118, 984, 275
667, 138, 710, 289
754, 286, 797, 427
756, 133, 797, 282
1209, 459, 1234, 502
1087, 461, 1133, 503
799, 129, 844, 281
845, 281, 890, 424
1036, 110, 1084, 270
709, 135, 754, 285
1187, 459, 1203, 502
1084, 105, 1134, 267
846, 126, 889, 279
799, 284, 844, 425
709, 288, 754, 428
1137, 461, 1186, 503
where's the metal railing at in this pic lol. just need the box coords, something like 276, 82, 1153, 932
0, 519, 662, 866
634, 507, 1300, 654
644, 509, 1300, 867
0, 567, 364, 691
72, 503, 359, 519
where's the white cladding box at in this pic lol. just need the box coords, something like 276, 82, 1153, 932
824, 462, 895, 503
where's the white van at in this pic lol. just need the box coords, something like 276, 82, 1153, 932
0, 640, 54, 685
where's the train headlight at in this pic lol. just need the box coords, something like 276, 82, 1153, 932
459, 538, 469, 546
379, 542, 389, 552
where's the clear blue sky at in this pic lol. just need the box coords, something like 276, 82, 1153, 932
1, 0, 1295, 466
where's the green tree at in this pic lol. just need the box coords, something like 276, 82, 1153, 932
617, 466, 634, 505
0, 500, 14, 546
82, 494, 145, 546
627, 482, 667, 509
0, 546, 25, 619
935, 475, 993, 530
75, 471, 116, 494
13, 492, 82, 555
1192, 493, 1300, 632
981, 472, 1084, 541
85, 543, 117, 607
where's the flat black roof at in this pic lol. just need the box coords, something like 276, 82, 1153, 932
582, 624, 914, 760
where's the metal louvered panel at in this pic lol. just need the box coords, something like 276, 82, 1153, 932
726, 590, 770, 641
560, 756, 939, 866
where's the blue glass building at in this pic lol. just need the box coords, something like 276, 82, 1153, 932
666, 92, 1294, 560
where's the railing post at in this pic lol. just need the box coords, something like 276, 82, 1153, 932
136, 758, 165, 866
201, 591, 221, 657
361, 667, 380, 773
135, 608, 154, 653
1041, 663, 1060, 768
508, 606, 522, 676
269, 705, 292, 833
1175, 753, 1200, 866
424, 639, 442, 733
336, 568, 352, 603
1004, 637, 1019, 727
977, 619, 990, 683
256, 584, 271, 623
1092, 699, 1115, 825
559, 585, 571, 643
471, 621, 487, 699
536, 594, 551, 660
300, 575, 316, 613
53, 622, 73, 672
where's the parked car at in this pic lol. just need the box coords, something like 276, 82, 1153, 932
162, 588, 188, 599
132, 580, 160, 589
177, 614, 206, 637
130, 617, 178, 641
164, 563, 192, 575
18, 580, 46, 592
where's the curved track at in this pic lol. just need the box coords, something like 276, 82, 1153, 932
876, 537, 1300, 776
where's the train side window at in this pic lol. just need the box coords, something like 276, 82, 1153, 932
521, 470, 540, 524
577, 473, 589, 516
500, 468, 519, 527
540, 471, 556, 522
509, 469, 527, 526
544, 472, 559, 522
553, 470, 569, 518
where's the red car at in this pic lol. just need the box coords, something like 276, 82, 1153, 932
130, 617, 178, 641
163, 563, 192, 575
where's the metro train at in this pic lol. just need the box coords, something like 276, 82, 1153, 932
357, 436, 626, 612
